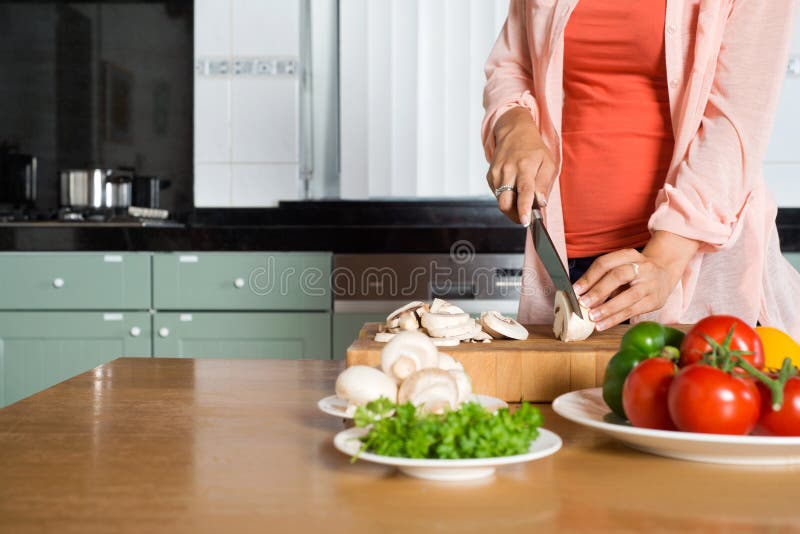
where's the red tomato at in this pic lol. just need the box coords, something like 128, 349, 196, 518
679, 315, 764, 370
622, 357, 676, 430
756, 377, 800, 436
667, 364, 761, 435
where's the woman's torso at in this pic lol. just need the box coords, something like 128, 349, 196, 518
560, 0, 675, 258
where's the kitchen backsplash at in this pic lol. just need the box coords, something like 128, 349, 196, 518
193, 0, 800, 208
765, 54, 800, 207
193, 0, 303, 207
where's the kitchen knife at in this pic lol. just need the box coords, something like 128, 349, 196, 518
529, 199, 584, 319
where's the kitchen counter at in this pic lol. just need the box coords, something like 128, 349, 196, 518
0, 223, 526, 253
0, 202, 798, 252
0, 358, 798, 533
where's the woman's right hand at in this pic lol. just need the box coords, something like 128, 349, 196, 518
488, 107, 557, 226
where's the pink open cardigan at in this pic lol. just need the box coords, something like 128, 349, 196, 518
482, 0, 800, 337
482, 0, 800, 339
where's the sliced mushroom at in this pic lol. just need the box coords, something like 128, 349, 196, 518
397, 310, 420, 331
431, 337, 460, 347
374, 332, 396, 343
420, 312, 471, 331
480, 311, 529, 340
335, 365, 398, 417
386, 301, 424, 330
436, 352, 464, 371
380, 330, 439, 383
386, 301, 424, 322
430, 298, 465, 315
471, 330, 493, 343
553, 290, 595, 342
425, 318, 477, 339
398, 368, 460, 414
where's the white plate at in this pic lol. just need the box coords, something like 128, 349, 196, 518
317, 394, 508, 419
552, 388, 800, 465
333, 426, 562, 481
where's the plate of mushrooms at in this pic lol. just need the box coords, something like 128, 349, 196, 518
319, 330, 508, 419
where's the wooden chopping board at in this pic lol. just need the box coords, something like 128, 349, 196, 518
346, 322, 638, 402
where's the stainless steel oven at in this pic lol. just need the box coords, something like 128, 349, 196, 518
331, 253, 525, 359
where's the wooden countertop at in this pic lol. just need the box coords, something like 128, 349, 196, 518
0, 358, 798, 533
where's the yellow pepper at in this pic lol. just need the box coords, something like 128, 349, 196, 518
755, 326, 800, 370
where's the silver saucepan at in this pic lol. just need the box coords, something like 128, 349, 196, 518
60, 168, 113, 208
105, 175, 133, 208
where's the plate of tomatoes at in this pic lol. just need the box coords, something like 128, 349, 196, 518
552, 316, 800, 465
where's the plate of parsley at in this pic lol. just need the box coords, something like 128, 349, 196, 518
333, 400, 562, 481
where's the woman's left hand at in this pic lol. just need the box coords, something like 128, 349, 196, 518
572, 231, 700, 331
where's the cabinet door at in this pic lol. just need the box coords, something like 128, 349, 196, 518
0, 312, 151, 407
332, 313, 387, 360
784, 253, 800, 271
153, 312, 331, 360
153, 253, 331, 311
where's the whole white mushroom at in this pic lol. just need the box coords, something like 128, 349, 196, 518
380, 330, 439, 382
448, 369, 473, 404
335, 365, 398, 417
398, 368, 460, 414
436, 352, 464, 372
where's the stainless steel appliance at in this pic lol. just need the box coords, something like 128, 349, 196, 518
104, 175, 133, 208
331, 253, 524, 359
60, 168, 113, 209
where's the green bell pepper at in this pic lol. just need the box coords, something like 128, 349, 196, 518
601, 322, 685, 419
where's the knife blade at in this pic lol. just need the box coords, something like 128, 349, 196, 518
528, 200, 584, 319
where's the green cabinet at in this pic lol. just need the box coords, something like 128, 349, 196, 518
0, 312, 151, 406
0, 251, 335, 406
332, 312, 386, 360
152, 312, 331, 360
153, 252, 331, 311
0, 253, 150, 310
784, 253, 800, 271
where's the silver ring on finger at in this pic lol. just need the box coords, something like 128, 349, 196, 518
629, 262, 640, 280
494, 184, 517, 199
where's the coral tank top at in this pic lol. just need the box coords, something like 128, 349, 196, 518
560, 0, 674, 258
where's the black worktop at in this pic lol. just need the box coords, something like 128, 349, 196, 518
1, 200, 799, 253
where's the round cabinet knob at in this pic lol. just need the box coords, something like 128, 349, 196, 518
158, 327, 170, 338
233, 277, 245, 289
130, 326, 142, 337
52, 278, 65, 288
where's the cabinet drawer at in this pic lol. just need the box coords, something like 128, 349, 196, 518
153, 253, 331, 311
153, 312, 331, 359
0, 253, 151, 310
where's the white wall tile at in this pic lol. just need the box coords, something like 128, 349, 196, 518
195, 0, 231, 57
339, 0, 369, 198
231, 78, 298, 162
195, 163, 233, 207
339, 0, 507, 199
766, 77, 800, 163
194, 78, 231, 163
231, 164, 300, 206
765, 163, 800, 207
232, 0, 300, 57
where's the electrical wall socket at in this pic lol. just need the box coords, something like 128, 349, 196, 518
196, 57, 299, 78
